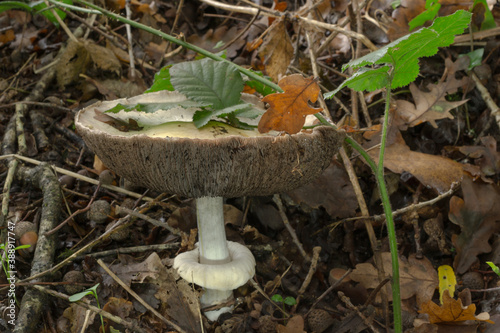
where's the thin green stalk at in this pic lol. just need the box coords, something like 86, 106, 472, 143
377, 73, 401, 332
51, 0, 283, 93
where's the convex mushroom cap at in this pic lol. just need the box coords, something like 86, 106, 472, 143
74, 91, 345, 198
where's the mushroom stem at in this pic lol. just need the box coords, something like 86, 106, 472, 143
196, 196, 233, 320
196, 196, 230, 265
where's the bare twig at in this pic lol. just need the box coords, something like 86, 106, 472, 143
97, 259, 187, 333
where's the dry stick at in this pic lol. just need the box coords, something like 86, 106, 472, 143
358, 91, 373, 127
97, 259, 187, 333
32, 285, 148, 333
298, 246, 321, 296
339, 147, 390, 332
307, 268, 352, 315
125, 0, 135, 79
338, 291, 380, 333
0, 154, 155, 202
200, 0, 377, 51
470, 71, 500, 129
114, 205, 184, 236
74, 243, 181, 260
273, 194, 311, 262
13, 163, 62, 333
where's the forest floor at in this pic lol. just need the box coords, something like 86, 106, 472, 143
1, 0, 500, 332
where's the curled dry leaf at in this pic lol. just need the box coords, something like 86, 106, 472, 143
258, 74, 322, 134
419, 290, 494, 324
258, 19, 293, 81
449, 177, 500, 274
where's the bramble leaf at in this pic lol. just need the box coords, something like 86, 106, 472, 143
324, 66, 390, 98
327, 10, 472, 97
408, 0, 441, 31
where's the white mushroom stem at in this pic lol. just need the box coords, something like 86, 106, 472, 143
196, 196, 230, 265
196, 196, 233, 319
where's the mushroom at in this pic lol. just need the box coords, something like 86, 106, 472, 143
75, 90, 344, 320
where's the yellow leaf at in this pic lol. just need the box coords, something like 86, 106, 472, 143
438, 265, 456, 304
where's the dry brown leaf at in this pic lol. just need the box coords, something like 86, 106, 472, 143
277, 315, 306, 333
449, 177, 500, 274
258, 74, 322, 134
419, 290, 494, 324
258, 19, 294, 81
364, 124, 463, 194
287, 161, 358, 218
458, 136, 500, 176
394, 57, 470, 130
350, 253, 438, 305
187, 26, 246, 59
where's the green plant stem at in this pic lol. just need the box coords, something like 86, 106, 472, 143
377, 73, 401, 333
52, 0, 283, 93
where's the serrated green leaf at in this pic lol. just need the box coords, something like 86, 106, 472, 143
146, 65, 174, 93
105, 100, 207, 114
408, 1, 440, 31
0, 1, 33, 14
170, 58, 244, 110
341, 10, 472, 90
324, 66, 390, 99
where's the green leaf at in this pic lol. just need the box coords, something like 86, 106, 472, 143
472, 0, 497, 31
284, 296, 297, 306
271, 294, 283, 303
0, 1, 33, 14
68, 283, 100, 302
146, 65, 174, 93
460, 48, 484, 70
191, 103, 254, 128
105, 100, 207, 114
324, 66, 390, 99
32, 0, 73, 28
170, 58, 244, 110
408, 1, 440, 31
486, 262, 500, 277
340, 10, 472, 90
245, 71, 276, 96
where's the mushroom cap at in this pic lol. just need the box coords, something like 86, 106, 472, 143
75, 91, 345, 198
173, 241, 256, 290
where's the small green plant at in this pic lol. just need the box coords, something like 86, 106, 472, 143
324, 10, 472, 332
69, 283, 105, 332
271, 294, 297, 314
486, 262, 500, 276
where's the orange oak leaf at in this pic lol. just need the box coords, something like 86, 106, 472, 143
419, 290, 494, 324
258, 74, 322, 134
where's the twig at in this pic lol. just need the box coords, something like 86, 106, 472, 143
125, 0, 135, 79
115, 205, 184, 236
273, 194, 310, 262
0, 154, 155, 202
338, 291, 380, 333
97, 259, 187, 333
470, 71, 500, 129
74, 243, 181, 260
307, 268, 352, 315
298, 246, 321, 295
32, 285, 148, 333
